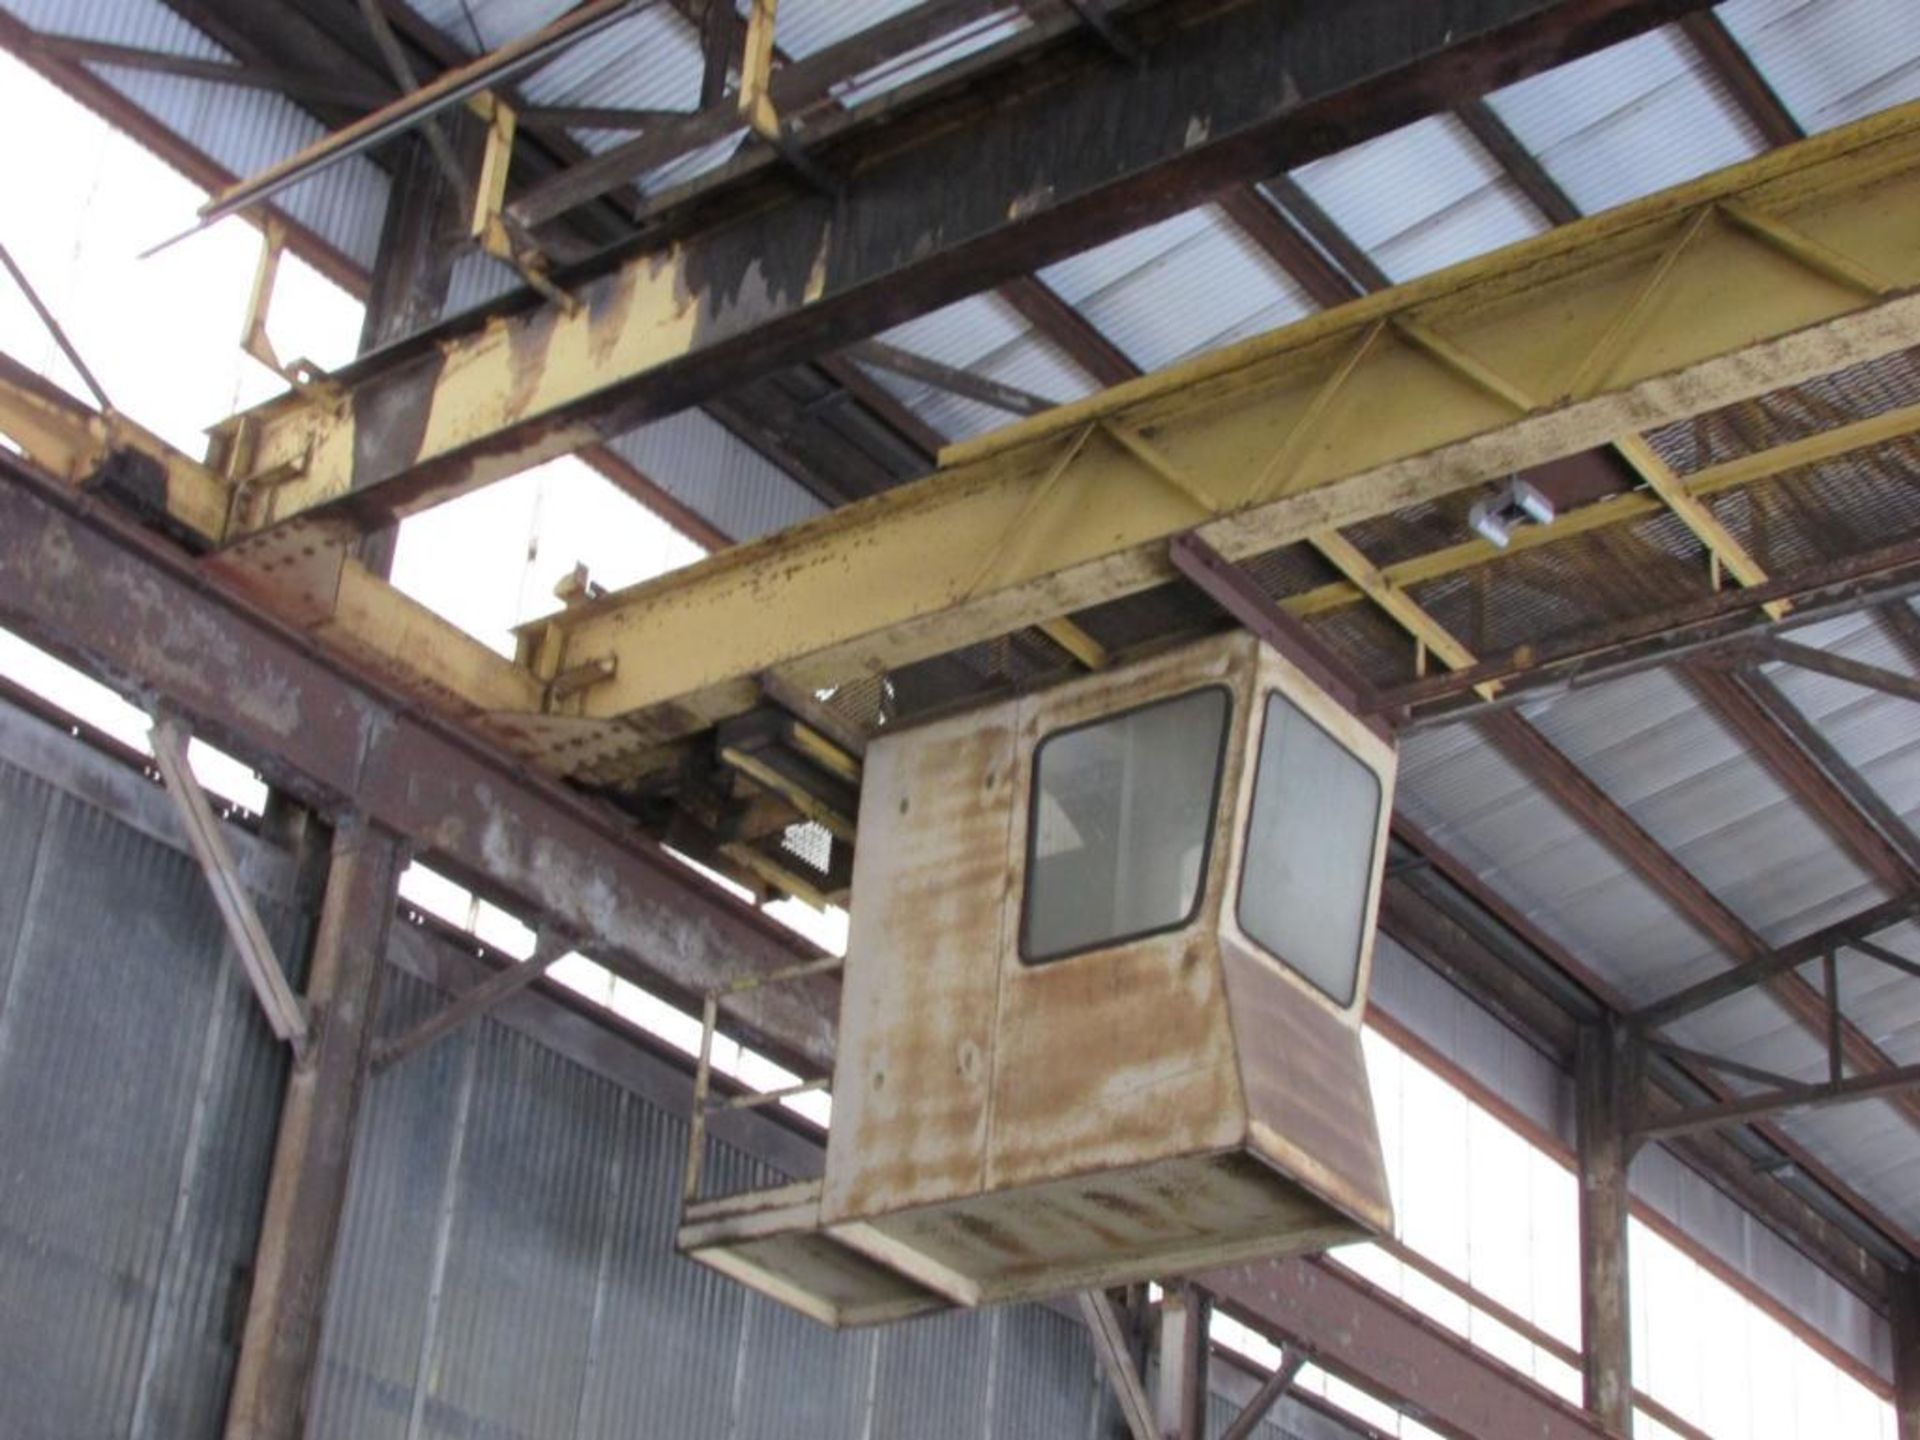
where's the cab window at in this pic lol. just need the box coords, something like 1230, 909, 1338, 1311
1021, 687, 1231, 964
1236, 694, 1381, 1006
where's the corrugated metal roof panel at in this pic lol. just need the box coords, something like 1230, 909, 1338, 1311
1487, 24, 1766, 215
606, 408, 826, 541
1518, 667, 1887, 950
774, 0, 926, 59
2, 0, 391, 268
1777, 1097, 1920, 1236
513, 3, 702, 112
1396, 721, 1725, 1003
879, 292, 1028, 368
1395, 710, 1837, 1088
830, 9, 1031, 108
1041, 204, 1313, 373
1719, 0, 1920, 133
868, 292, 1095, 440
405, 0, 571, 50
1038, 206, 1216, 307
1290, 113, 1548, 282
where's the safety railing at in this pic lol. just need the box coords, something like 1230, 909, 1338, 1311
682, 953, 844, 1209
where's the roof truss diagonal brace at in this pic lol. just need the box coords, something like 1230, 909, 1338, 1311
149, 718, 311, 1058
371, 926, 572, 1072
1218, 1349, 1306, 1440
1078, 1289, 1156, 1440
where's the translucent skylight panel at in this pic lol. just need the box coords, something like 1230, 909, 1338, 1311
877, 293, 1029, 369
831, 11, 1031, 108
1719, 0, 1920, 132
405, 0, 573, 50
860, 330, 1089, 442
517, 5, 701, 110
774, 0, 927, 59
1067, 206, 1312, 372
1290, 114, 1546, 282
1036, 207, 1219, 308
1488, 26, 1766, 215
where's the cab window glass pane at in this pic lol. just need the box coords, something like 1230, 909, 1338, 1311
1238, 695, 1381, 1005
1022, 687, 1230, 963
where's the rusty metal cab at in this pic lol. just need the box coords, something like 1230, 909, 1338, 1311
678, 631, 1396, 1325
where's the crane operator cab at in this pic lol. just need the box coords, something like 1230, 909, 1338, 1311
677, 630, 1397, 1326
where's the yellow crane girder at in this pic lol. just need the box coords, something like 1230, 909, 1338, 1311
510, 102, 1920, 759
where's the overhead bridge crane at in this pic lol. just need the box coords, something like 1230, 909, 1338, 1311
5, 98, 1920, 1332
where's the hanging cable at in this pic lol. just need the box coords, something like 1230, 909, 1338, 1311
0, 238, 113, 412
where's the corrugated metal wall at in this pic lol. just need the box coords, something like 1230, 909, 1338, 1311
0, 705, 311, 1440
312, 930, 1119, 1440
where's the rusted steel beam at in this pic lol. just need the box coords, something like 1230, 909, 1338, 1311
1167, 530, 1390, 739
1261, 175, 1391, 293
845, 340, 1054, 417
1482, 711, 1920, 1132
1079, 1290, 1157, 1440
191, 0, 649, 231
1380, 537, 1920, 720
1880, 600, 1920, 672
220, 0, 1719, 534
508, 0, 1021, 227
150, 717, 312, 1057
1683, 660, 1920, 893
1761, 636, 1920, 705
371, 929, 570, 1072
1896, 1268, 1920, 1440
1635, 1063, 1920, 1144
998, 275, 1141, 388
0, 464, 834, 1073
9, 29, 384, 107
1218, 1351, 1306, 1440
1216, 185, 1362, 310
1631, 893, 1920, 1031
223, 819, 399, 1440
1203, 1258, 1614, 1440
1577, 1024, 1633, 1436
1679, 12, 1802, 150
1457, 96, 1582, 225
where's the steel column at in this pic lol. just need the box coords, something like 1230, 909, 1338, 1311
223, 818, 401, 1440
1895, 1267, 1920, 1440
1156, 1284, 1210, 1440
1577, 1023, 1633, 1437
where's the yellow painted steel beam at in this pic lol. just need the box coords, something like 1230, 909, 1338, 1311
0, 360, 541, 720
1285, 400, 1920, 619
0, 360, 233, 540
212, 100, 1920, 559
1612, 435, 1790, 620
1307, 529, 1497, 700
502, 104, 1920, 753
